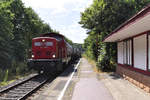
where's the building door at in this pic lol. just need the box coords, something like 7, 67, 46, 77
148, 34, 150, 70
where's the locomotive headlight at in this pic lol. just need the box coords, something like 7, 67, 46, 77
31, 55, 34, 58
52, 54, 56, 58
42, 39, 45, 42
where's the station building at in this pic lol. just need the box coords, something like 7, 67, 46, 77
103, 5, 150, 92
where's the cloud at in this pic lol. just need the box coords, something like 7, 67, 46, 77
72, 0, 93, 12
60, 21, 88, 43
22, 0, 93, 43
23, 0, 69, 15
23, 0, 92, 14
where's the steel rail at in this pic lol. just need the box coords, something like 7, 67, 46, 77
0, 74, 53, 100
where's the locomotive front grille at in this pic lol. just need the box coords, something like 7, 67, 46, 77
36, 51, 52, 57
46, 51, 51, 56
36, 51, 41, 56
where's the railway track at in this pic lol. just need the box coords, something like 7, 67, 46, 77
0, 74, 53, 100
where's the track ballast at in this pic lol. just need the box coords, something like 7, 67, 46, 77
0, 74, 51, 100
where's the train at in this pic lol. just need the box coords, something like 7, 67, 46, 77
27, 33, 81, 74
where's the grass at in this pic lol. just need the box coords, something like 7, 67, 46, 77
82, 54, 102, 73
0, 69, 35, 87
0, 80, 15, 86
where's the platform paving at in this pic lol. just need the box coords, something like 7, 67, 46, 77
65, 58, 150, 100
31, 58, 150, 100
99, 73, 150, 100
31, 60, 79, 100
70, 58, 113, 100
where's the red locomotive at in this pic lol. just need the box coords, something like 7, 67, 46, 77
27, 33, 73, 74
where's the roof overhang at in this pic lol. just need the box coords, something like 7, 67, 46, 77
103, 5, 150, 42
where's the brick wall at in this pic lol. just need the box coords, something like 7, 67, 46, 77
116, 65, 150, 93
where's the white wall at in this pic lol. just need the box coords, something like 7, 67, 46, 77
118, 42, 123, 64
134, 34, 147, 70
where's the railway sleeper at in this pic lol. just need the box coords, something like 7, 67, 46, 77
13, 88, 33, 91
9, 90, 29, 94
0, 75, 48, 100
20, 84, 39, 87
5, 94, 23, 98
8, 90, 30, 94
0, 97, 17, 100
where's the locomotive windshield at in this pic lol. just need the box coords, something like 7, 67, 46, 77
45, 42, 53, 46
34, 42, 53, 47
34, 42, 41, 46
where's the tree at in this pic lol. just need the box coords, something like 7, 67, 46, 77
80, 0, 150, 70
0, 0, 14, 69
0, 0, 57, 80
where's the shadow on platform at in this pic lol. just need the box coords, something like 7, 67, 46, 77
59, 59, 79, 77
108, 72, 122, 80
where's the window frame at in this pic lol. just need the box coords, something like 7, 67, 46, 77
123, 39, 132, 66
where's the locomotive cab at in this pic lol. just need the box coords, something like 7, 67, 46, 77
32, 37, 57, 60
27, 33, 73, 74
28, 37, 60, 73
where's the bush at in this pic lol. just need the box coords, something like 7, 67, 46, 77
97, 54, 116, 72
3, 70, 9, 82
0, 61, 29, 83
0, 69, 5, 82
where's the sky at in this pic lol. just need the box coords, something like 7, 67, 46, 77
22, 0, 93, 43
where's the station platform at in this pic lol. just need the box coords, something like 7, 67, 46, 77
31, 58, 150, 100
70, 58, 113, 100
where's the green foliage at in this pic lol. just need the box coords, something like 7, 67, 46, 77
84, 34, 97, 60
80, 0, 150, 71
0, 0, 14, 69
0, 0, 74, 83
3, 70, 8, 82
0, 0, 56, 82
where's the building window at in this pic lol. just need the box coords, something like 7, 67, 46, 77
123, 39, 132, 65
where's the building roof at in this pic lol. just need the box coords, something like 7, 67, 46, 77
40, 32, 64, 38
103, 4, 150, 42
